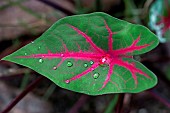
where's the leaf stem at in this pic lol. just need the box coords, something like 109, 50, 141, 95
37, 0, 75, 15
42, 83, 56, 101
95, 0, 102, 11
104, 94, 119, 113
1, 76, 44, 113
148, 90, 170, 108
68, 95, 89, 113
115, 94, 125, 113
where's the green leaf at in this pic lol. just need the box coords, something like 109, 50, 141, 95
2, 12, 159, 95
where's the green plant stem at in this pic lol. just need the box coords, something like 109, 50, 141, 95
42, 83, 56, 101
17, 4, 49, 23
20, 72, 30, 89
7, 0, 51, 24
0, 0, 25, 11
95, 0, 102, 11
1, 76, 44, 113
104, 94, 119, 113
115, 94, 125, 113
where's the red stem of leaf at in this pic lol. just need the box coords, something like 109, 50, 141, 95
148, 90, 170, 108
1, 76, 43, 113
69, 25, 105, 54
65, 62, 99, 83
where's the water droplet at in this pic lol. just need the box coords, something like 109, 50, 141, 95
39, 58, 43, 63
24, 53, 27, 55
31, 41, 34, 43
84, 63, 88, 68
93, 72, 100, 79
38, 46, 41, 49
61, 54, 64, 57
100, 57, 107, 64
91, 68, 95, 71
65, 80, 70, 84
90, 61, 94, 65
53, 66, 57, 70
67, 61, 73, 67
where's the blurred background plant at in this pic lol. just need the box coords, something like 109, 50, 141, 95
149, 0, 170, 43
0, 0, 170, 113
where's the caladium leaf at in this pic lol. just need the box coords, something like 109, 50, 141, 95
149, 0, 170, 43
2, 12, 159, 95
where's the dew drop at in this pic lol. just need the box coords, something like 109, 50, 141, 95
31, 41, 34, 43
67, 61, 73, 67
53, 66, 57, 70
24, 53, 27, 55
100, 57, 107, 64
39, 58, 43, 63
91, 68, 95, 71
65, 80, 70, 84
93, 72, 100, 79
90, 61, 94, 65
84, 63, 88, 68
61, 54, 64, 57
38, 46, 41, 49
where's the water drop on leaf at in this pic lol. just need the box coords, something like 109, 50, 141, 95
39, 58, 43, 63
61, 54, 64, 57
53, 66, 57, 70
84, 63, 88, 68
24, 53, 27, 55
93, 72, 100, 79
67, 61, 73, 67
100, 57, 107, 64
65, 80, 70, 84
90, 61, 94, 65
91, 68, 95, 71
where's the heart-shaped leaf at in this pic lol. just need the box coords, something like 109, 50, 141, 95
2, 12, 159, 95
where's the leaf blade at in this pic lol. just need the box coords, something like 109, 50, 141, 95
2, 12, 159, 95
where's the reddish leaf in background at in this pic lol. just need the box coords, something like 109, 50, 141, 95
157, 10, 170, 35
18, 21, 151, 90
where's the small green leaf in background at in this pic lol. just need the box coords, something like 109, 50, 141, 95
2, 12, 159, 95
149, 0, 170, 43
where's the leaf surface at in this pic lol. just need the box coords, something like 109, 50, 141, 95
2, 12, 159, 95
